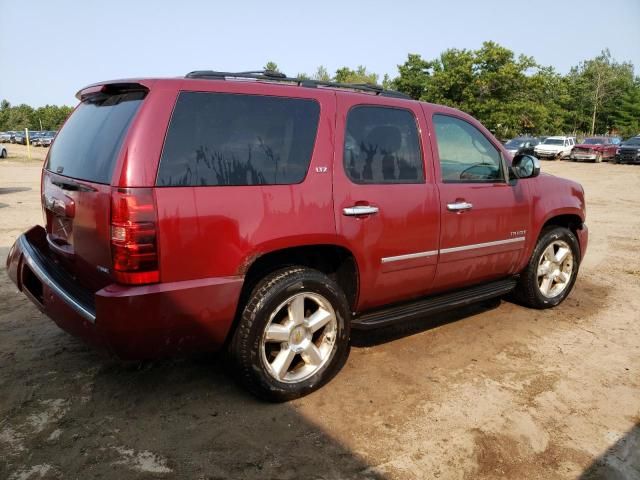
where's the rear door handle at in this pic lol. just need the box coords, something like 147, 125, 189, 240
343, 205, 379, 216
447, 201, 473, 212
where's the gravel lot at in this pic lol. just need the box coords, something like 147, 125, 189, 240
0, 155, 639, 479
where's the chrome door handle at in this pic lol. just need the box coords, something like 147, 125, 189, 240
447, 201, 473, 212
343, 205, 379, 216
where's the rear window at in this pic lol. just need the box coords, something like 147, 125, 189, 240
46, 91, 145, 184
157, 92, 320, 186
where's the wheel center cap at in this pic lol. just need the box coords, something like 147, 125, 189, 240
289, 326, 309, 351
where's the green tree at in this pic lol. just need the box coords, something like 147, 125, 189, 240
395, 42, 549, 138
567, 50, 634, 134
263, 61, 280, 73
614, 80, 640, 137
393, 54, 431, 100
334, 66, 378, 85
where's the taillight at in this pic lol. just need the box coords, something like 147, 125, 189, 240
110, 187, 159, 284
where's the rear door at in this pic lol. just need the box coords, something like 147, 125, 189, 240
333, 95, 440, 311
427, 110, 530, 291
43, 87, 147, 291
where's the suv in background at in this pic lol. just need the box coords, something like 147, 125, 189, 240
534, 136, 575, 160
571, 137, 620, 162
614, 136, 640, 164
6, 71, 588, 401
504, 137, 539, 157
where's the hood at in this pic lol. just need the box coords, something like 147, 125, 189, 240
574, 143, 603, 150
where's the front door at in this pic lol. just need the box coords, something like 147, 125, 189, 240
333, 96, 440, 311
427, 111, 531, 291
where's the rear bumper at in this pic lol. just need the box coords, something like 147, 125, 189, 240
6, 226, 244, 359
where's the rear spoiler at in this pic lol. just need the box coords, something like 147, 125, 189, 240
75, 82, 149, 101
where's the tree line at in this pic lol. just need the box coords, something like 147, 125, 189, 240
0, 100, 73, 132
1, 42, 638, 140
272, 42, 640, 139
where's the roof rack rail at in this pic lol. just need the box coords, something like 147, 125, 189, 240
184, 70, 411, 100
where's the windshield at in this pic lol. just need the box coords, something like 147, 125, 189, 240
624, 137, 640, 145
544, 139, 564, 145
583, 138, 604, 145
46, 91, 146, 184
505, 140, 525, 148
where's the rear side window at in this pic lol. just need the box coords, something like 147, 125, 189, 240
344, 106, 424, 184
46, 91, 146, 184
157, 92, 320, 186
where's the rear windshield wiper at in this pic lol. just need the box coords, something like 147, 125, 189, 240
51, 179, 97, 192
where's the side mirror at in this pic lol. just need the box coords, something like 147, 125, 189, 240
510, 154, 540, 180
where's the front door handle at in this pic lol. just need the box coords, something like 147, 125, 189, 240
447, 201, 473, 212
343, 205, 379, 216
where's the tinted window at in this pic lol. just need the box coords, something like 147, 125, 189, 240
433, 114, 503, 182
157, 92, 320, 186
46, 91, 145, 184
344, 106, 424, 184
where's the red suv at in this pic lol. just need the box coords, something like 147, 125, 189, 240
6, 71, 588, 401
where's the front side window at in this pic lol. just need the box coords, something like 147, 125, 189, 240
343, 106, 424, 184
432, 114, 504, 182
157, 92, 320, 186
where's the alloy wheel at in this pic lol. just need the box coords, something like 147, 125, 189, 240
537, 240, 574, 298
260, 292, 338, 384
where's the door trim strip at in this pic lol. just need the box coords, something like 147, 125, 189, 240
440, 236, 526, 254
381, 237, 526, 263
381, 250, 438, 264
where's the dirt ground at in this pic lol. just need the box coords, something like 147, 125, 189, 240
0, 154, 639, 480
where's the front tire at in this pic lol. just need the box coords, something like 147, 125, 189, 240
512, 227, 580, 309
229, 267, 351, 401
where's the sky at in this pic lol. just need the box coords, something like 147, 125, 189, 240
1, 0, 639, 107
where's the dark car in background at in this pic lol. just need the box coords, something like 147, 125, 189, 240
614, 136, 640, 164
14, 131, 43, 145
504, 137, 539, 157
570, 137, 621, 162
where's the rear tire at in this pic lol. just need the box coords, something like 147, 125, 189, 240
512, 227, 580, 309
228, 267, 351, 401
0, 149, 6, 159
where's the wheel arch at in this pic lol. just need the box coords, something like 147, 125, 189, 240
225, 244, 360, 347
535, 211, 585, 260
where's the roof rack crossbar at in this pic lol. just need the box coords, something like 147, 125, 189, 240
184, 70, 411, 99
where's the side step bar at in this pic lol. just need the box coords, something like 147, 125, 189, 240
352, 278, 518, 330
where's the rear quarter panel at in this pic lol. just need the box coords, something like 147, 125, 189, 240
144, 81, 339, 282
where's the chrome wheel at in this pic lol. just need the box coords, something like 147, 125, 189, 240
537, 240, 574, 298
261, 292, 338, 384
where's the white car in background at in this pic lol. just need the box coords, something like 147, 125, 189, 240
534, 136, 575, 160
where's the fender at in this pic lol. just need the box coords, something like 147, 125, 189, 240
518, 173, 586, 271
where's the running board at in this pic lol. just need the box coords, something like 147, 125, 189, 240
352, 278, 517, 330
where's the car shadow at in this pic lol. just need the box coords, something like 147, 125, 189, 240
0, 285, 386, 479
578, 423, 640, 479
0, 187, 31, 195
